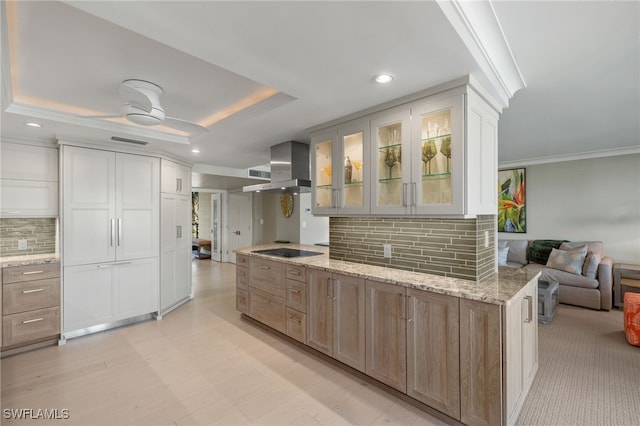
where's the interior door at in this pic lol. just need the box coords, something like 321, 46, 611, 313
227, 192, 252, 263
211, 193, 222, 262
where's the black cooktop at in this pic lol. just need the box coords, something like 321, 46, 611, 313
252, 248, 324, 258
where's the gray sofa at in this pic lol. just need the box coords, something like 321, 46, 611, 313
499, 239, 613, 311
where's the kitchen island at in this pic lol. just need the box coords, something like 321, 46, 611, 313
236, 244, 539, 426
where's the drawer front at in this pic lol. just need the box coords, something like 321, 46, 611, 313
249, 288, 285, 333
249, 258, 285, 298
3, 263, 60, 284
3, 307, 60, 348
286, 307, 306, 343
3, 278, 60, 315
286, 279, 307, 313
286, 264, 306, 282
236, 289, 248, 315
236, 254, 249, 268
236, 266, 249, 291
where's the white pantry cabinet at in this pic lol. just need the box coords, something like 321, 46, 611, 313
0, 142, 58, 217
161, 159, 191, 195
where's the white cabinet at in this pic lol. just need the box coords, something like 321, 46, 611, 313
62, 147, 159, 266
0, 142, 58, 217
311, 118, 370, 215
63, 258, 158, 332
160, 193, 192, 313
161, 159, 191, 195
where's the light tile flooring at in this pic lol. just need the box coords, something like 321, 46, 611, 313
1, 260, 447, 426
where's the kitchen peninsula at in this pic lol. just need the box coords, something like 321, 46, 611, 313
236, 243, 540, 426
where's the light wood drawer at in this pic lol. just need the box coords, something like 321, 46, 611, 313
286, 264, 306, 282
236, 289, 248, 315
3, 307, 60, 348
236, 254, 249, 268
286, 307, 306, 344
249, 258, 285, 298
249, 288, 285, 333
236, 266, 248, 291
3, 263, 60, 284
3, 278, 60, 315
287, 279, 307, 313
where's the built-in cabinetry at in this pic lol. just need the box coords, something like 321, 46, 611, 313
236, 255, 249, 315
0, 142, 58, 217
2, 263, 60, 351
61, 145, 159, 336
159, 159, 192, 315
310, 80, 499, 216
237, 251, 538, 426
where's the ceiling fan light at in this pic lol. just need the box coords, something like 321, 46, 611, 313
121, 103, 165, 126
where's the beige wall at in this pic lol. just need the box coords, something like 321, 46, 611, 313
499, 154, 640, 264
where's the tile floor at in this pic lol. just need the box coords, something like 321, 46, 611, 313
1, 260, 448, 425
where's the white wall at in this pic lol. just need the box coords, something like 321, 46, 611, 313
299, 193, 329, 244
275, 194, 300, 243
198, 192, 212, 240
499, 154, 640, 263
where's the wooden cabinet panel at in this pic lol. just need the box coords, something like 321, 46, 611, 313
365, 280, 407, 392
3, 263, 59, 284
460, 298, 502, 426
306, 269, 333, 355
236, 254, 249, 268
286, 279, 306, 313
3, 307, 60, 348
333, 274, 365, 372
286, 307, 306, 343
407, 289, 460, 419
236, 289, 248, 315
3, 279, 60, 315
237, 267, 248, 292
249, 258, 285, 298
249, 288, 285, 334
286, 264, 306, 282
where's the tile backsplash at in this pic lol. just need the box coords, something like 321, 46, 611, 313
0, 218, 57, 257
330, 215, 496, 281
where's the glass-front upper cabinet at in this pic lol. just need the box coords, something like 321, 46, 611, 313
311, 119, 370, 215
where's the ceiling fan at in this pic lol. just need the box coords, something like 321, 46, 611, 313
86, 79, 208, 135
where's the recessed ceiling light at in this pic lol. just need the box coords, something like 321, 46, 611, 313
25, 122, 42, 128
374, 73, 394, 84
191, 148, 200, 153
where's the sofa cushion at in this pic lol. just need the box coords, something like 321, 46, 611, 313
582, 253, 601, 279
561, 241, 604, 258
502, 240, 528, 266
546, 247, 588, 275
498, 247, 509, 266
528, 239, 568, 264
539, 267, 599, 289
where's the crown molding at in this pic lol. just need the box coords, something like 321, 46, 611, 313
437, 0, 526, 109
498, 146, 640, 169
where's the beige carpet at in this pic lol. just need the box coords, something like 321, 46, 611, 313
516, 305, 640, 425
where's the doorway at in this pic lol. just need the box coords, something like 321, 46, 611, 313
227, 191, 252, 264
210, 192, 222, 262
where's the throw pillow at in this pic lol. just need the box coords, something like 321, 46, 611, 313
582, 252, 601, 279
528, 240, 568, 265
546, 247, 587, 275
498, 247, 509, 266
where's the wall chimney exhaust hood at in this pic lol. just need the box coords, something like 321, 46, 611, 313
243, 141, 311, 194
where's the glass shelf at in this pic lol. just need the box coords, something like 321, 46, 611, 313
316, 184, 333, 189
422, 172, 451, 179
378, 177, 402, 183
421, 133, 451, 143
378, 143, 402, 151
344, 181, 363, 186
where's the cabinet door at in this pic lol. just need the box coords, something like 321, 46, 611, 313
160, 194, 178, 312
1, 143, 58, 181
411, 94, 464, 215
176, 164, 191, 195
306, 269, 333, 355
63, 264, 114, 332
0, 180, 58, 217
160, 159, 191, 195
407, 289, 460, 419
371, 106, 411, 215
311, 129, 338, 215
365, 280, 407, 392
336, 119, 370, 214
460, 298, 502, 426
113, 258, 158, 320
63, 147, 116, 266
333, 273, 365, 372
175, 195, 192, 301
115, 153, 159, 260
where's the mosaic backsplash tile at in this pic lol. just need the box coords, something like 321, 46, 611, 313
0, 218, 57, 257
329, 215, 496, 281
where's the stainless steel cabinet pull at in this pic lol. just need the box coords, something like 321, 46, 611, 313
22, 288, 44, 294
402, 183, 408, 207
97, 261, 132, 268
524, 295, 533, 323
176, 178, 180, 193
117, 219, 122, 246
22, 317, 44, 324
176, 225, 182, 238
411, 182, 417, 207
22, 270, 44, 275
110, 219, 115, 247
290, 289, 301, 293
290, 271, 301, 275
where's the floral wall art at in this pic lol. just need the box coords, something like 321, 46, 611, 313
498, 168, 526, 233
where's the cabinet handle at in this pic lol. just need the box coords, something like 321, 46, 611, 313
524, 295, 533, 323
290, 289, 301, 293
22, 270, 44, 275
261, 266, 271, 270
176, 178, 180, 193
97, 262, 132, 268
402, 183, 408, 207
411, 182, 417, 207
177, 225, 182, 238
117, 219, 122, 246
110, 219, 116, 247
289, 316, 301, 324
2, 211, 21, 214
407, 295, 413, 322
290, 270, 301, 275
22, 288, 44, 294
22, 317, 44, 324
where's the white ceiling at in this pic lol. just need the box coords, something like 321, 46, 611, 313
1, 1, 638, 182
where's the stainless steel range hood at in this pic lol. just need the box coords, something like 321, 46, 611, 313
243, 141, 311, 193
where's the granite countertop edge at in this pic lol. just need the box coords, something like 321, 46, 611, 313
235, 244, 541, 305
1, 253, 61, 268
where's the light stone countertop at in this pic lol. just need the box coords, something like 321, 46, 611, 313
0, 253, 60, 268
236, 244, 540, 306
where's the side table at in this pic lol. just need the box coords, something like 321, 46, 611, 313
538, 280, 559, 324
613, 263, 640, 309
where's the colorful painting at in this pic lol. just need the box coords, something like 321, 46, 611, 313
498, 168, 526, 233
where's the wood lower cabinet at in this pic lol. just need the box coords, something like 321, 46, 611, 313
365, 280, 407, 392
249, 288, 285, 333
332, 273, 365, 372
306, 269, 333, 355
407, 289, 460, 419
236, 255, 249, 315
